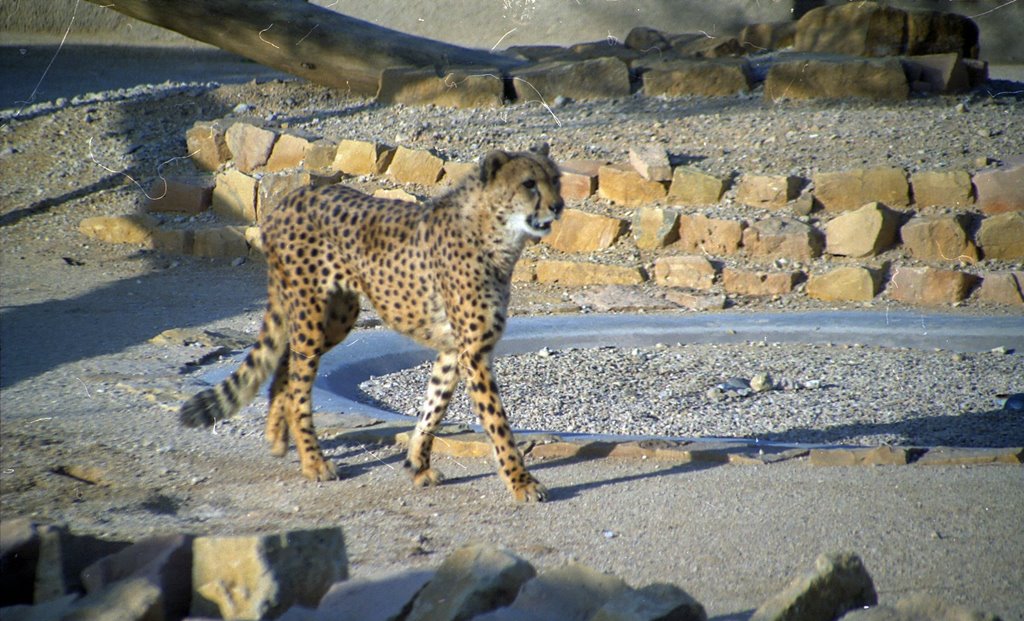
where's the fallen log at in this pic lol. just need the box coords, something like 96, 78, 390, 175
83, 0, 523, 96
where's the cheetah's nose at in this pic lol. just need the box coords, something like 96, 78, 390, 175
551, 199, 564, 217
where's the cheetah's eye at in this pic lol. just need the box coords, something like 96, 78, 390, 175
522, 179, 536, 190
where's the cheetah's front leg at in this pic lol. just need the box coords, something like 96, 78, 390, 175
405, 351, 459, 486
460, 348, 548, 503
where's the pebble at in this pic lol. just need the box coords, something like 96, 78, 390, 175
360, 342, 1024, 447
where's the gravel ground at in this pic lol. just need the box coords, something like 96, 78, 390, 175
360, 342, 1024, 446
2, 45, 1023, 620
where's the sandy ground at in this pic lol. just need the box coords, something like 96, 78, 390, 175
1, 42, 1023, 620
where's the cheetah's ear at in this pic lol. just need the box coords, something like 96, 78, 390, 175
528, 142, 550, 157
481, 150, 511, 182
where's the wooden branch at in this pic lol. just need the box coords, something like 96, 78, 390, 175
84, 0, 523, 95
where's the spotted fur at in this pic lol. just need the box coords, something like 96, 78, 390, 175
180, 144, 563, 501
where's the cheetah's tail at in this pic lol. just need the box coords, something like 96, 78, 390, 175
180, 325, 286, 428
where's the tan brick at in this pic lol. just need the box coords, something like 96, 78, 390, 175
628, 145, 672, 182
765, 57, 908, 101
910, 169, 973, 208
974, 161, 1024, 215
265, 133, 312, 172
642, 58, 753, 97
809, 447, 910, 466
814, 168, 910, 212
386, 146, 445, 186
598, 164, 667, 207
372, 188, 419, 203
560, 159, 603, 201
224, 122, 278, 173
676, 214, 745, 255
192, 226, 249, 258
632, 207, 680, 250
653, 255, 717, 290
976, 271, 1024, 306
824, 202, 900, 257
544, 209, 626, 253
510, 57, 631, 101
185, 120, 232, 172
739, 21, 796, 52
668, 167, 728, 205
903, 53, 970, 94
742, 217, 823, 260
736, 174, 802, 209
535, 260, 645, 286
888, 266, 979, 305
303, 139, 338, 172
79, 214, 158, 246
144, 175, 214, 215
806, 266, 880, 302
257, 171, 313, 221
377, 66, 505, 108
899, 215, 978, 262
212, 169, 258, 223
722, 268, 802, 296
977, 211, 1024, 259
332, 139, 395, 176
794, 3, 906, 57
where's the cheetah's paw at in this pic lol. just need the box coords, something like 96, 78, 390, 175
512, 478, 548, 503
302, 459, 339, 482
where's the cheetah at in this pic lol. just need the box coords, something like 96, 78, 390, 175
180, 143, 563, 502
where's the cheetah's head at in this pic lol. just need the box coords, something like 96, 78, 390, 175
480, 143, 564, 240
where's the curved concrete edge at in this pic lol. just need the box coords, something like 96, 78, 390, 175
202, 311, 1024, 459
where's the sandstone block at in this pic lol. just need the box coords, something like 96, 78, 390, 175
79, 214, 158, 246
332, 139, 395, 176
910, 169, 973, 208
244, 226, 263, 254
31, 524, 130, 604
632, 207, 680, 249
1, 518, 40, 606
386, 146, 445, 186
671, 35, 744, 59
751, 552, 876, 621
81, 533, 191, 620
795, 3, 907, 57
628, 145, 672, 182
807, 267, 880, 302
560, 159, 603, 201
641, 58, 753, 97
144, 175, 214, 214
899, 215, 978, 262
653, 256, 717, 290
225, 122, 277, 173
915, 447, 1023, 467
442, 161, 478, 185
151, 229, 192, 255
976, 211, 1024, 259
64, 576, 165, 621
303, 139, 338, 172
598, 164, 668, 207
974, 161, 1024, 215
903, 53, 970, 94
473, 563, 630, 621
315, 569, 435, 621
677, 214, 745, 255
743, 217, 824, 260
668, 167, 728, 205
764, 58, 908, 102
544, 209, 626, 253
406, 544, 535, 621
511, 57, 631, 101
192, 226, 250, 258
568, 40, 641, 62
824, 202, 900, 257
593, 582, 707, 621
736, 175, 803, 210
841, 594, 1002, 621
739, 21, 797, 52
186, 119, 232, 172
889, 266, 978, 305
809, 446, 911, 466
976, 272, 1024, 306
265, 133, 313, 172
722, 269, 803, 296
535, 260, 645, 286
905, 9, 980, 58
212, 168, 258, 223
570, 286, 679, 313
378, 66, 505, 108
624, 26, 671, 52
257, 171, 325, 221
814, 168, 909, 212
191, 528, 347, 620
662, 290, 728, 311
